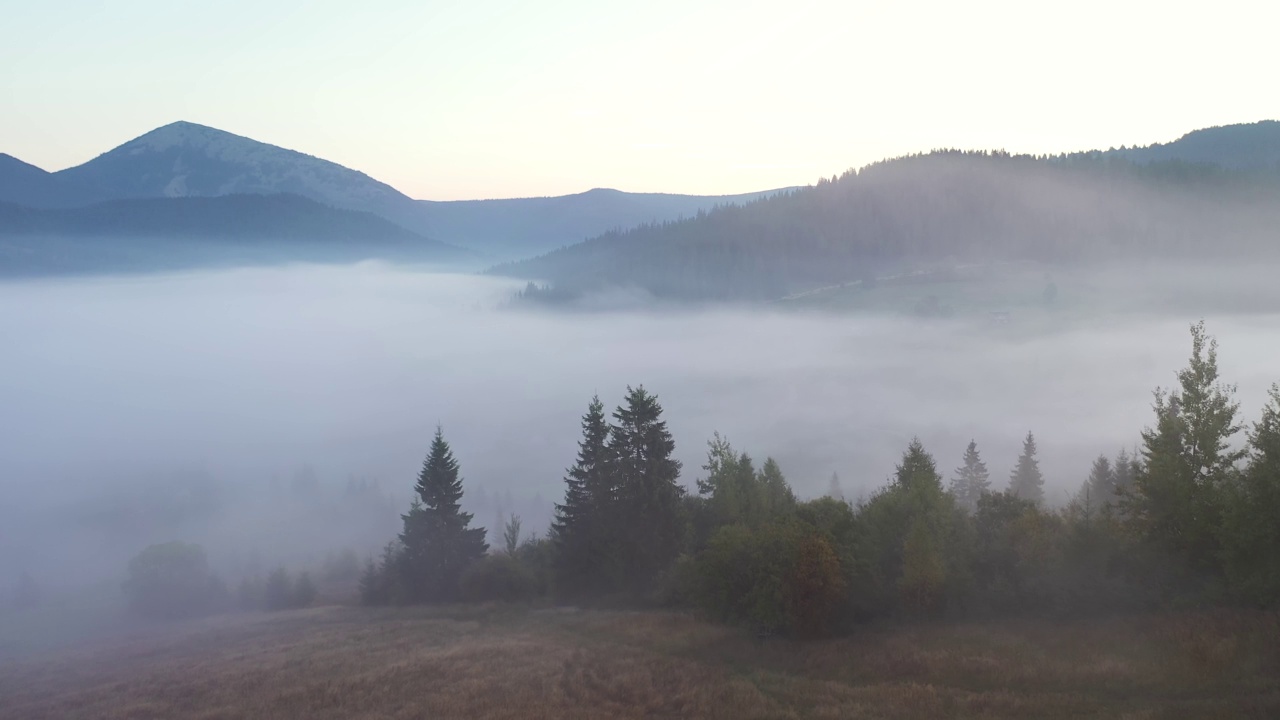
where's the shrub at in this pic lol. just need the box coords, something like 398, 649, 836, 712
123, 541, 222, 619
459, 554, 538, 603
693, 522, 845, 637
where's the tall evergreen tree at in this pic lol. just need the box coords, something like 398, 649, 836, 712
610, 386, 684, 590
896, 438, 943, 495
826, 472, 845, 502
949, 440, 990, 512
1221, 384, 1280, 605
552, 395, 615, 594
1008, 432, 1045, 505
757, 457, 797, 519
1083, 454, 1116, 512
1127, 322, 1243, 578
399, 427, 488, 602
1113, 447, 1138, 499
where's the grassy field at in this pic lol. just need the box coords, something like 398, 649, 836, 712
2, 605, 1278, 719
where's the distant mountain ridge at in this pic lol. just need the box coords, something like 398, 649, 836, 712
0, 193, 471, 277
493, 149, 1280, 301
0, 122, 784, 260
1101, 120, 1280, 171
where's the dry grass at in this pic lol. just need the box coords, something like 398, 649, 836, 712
1, 605, 1278, 719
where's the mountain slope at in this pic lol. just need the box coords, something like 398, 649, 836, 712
0, 154, 102, 208
53, 122, 420, 220
416, 187, 783, 259
492, 151, 1280, 301
1106, 120, 1280, 170
0, 194, 472, 276
35, 121, 783, 259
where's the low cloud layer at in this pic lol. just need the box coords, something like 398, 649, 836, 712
2, 262, 1278, 591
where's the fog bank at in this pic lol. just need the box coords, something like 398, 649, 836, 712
2, 261, 1278, 591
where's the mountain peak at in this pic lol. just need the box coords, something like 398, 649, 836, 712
115, 121, 283, 160
55, 121, 414, 212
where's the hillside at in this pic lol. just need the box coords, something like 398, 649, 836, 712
1105, 120, 1280, 171
0, 154, 101, 209
0, 194, 471, 276
492, 151, 1280, 301
3, 122, 779, 260
417, 187, 782, 260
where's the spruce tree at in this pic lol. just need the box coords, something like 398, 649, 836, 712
949, 440, 990, 512
1008, 432, 1045, 505
1127, 322, 1243, 578
610, 386, 683, 590
757, 457, 797, 519
896, 438, 943, 495
399, 427, 488, 602
826, 472, 845, 502
1084, 454, 1116, 512
552, 395, 614, 594
1221, 384, 1280, 605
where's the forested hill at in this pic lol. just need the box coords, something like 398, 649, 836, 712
490, 151, 1280, 301
0, 194, 473, 276
1099, 120, 1280, 171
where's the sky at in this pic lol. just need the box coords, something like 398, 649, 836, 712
2, 0, 1278, 200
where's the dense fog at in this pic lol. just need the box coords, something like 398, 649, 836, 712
2, 261, 1279, 597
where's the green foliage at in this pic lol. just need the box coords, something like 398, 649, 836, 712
398, 427, 489, 603
1126, 321, 1244, 588
691, 521, 844, 637
458, 554, 538, 603
949, 440, 990, 513
503, 514, 522, 556
1008, 432, 1045, 505
899, 517, 947, 615
611, 386, 685, 591
696, 434, 796, 529
122, 541, 224, 619
1221, 384, 1280, 606
552, 396, 621, 597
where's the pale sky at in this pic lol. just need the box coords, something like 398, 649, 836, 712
2, 0, 1277, 200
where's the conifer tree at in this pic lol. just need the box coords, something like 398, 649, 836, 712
610, 386, 683, 589
1221, 384, 1280, 605
1008, 432, 1045, 505
1127, 322, 1243, 577
399, 427, 488, 602
826, 472, 845, 502
552, 396, 614, 593
949, 440, 990, 512
896, 438, 943, 495
1084, 454, 1116, 512
757, 457, 797, 519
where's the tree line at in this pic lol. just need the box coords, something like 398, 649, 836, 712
354, 321, 1280, 636
492, 151, 1280, 301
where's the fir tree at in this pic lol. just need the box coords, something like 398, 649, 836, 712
552, 395, 614, 594
1084, 454, 1116, 512
399, 427, 488, 603
610, 386, 684, 590
1221, 384, 1280, 605
1008, 432, 1045, 505
826, 472, 845, 502
896, 438, 943, 495
357, 556, 381, 606
757, 457, 797, 519
1127, 322, 1243, 578
949, 440, 990, 512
